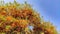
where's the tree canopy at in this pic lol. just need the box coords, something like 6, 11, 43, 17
0, 0, 58, 34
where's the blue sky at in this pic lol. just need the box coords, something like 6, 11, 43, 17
4, 0, 60, 31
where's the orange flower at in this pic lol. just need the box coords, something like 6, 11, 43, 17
0, 11, 7, 16
6, 16, 13, 21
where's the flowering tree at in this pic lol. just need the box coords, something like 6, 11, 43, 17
0, 0, 57, 34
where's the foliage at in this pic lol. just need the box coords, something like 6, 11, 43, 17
0, 0, 58, 34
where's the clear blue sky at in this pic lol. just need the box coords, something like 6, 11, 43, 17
4, 0, 60, 31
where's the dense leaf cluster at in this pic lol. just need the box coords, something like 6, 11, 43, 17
0, 0, 57, 34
